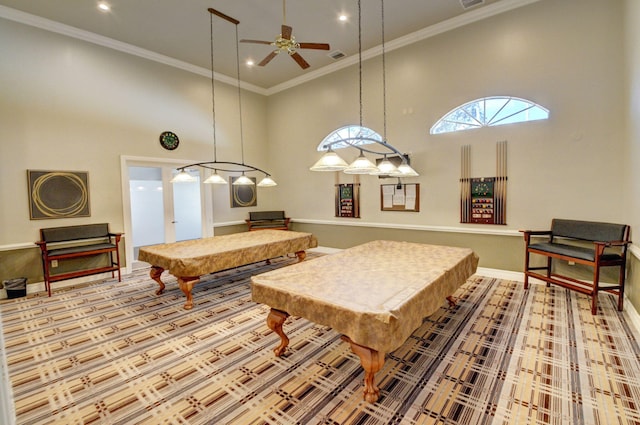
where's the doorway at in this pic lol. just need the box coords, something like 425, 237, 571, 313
121, 157, 213, 272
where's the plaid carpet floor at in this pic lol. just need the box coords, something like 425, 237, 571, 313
1, 254, 640, 424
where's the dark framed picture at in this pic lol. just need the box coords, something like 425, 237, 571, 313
230, 176, 257, 207
27, 170, 90, 219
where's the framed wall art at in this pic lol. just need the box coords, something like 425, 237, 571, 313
230, 176, 257, 207
27, 170, 90, 219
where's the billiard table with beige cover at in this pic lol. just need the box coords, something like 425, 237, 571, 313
138, 230, 317, 309
251, 240, 478, 403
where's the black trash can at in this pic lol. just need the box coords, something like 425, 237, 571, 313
3, 277, 27, 299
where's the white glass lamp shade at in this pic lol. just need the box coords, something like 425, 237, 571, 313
343, 152, 379, 174
170, 170, 197, 183
203, 172, 228, 184
370, 157, 398, 175
309, 151, 349, 171
257, 176, 277, 187
391, 162, 419, 177
232, 174, 254, 185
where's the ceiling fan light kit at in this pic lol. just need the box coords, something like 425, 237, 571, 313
240, 0, 330, 69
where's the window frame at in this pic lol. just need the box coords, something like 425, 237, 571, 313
430, 96, 549, 135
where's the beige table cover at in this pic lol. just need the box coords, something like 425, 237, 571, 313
138, 230, 318, 276
251, 240, 478, 354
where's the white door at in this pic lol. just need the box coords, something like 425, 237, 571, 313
128, 165, 203, 266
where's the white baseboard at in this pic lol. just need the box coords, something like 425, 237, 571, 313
476, 267, 524, 282
476, 266, 640, 338
308, 246, 343, 255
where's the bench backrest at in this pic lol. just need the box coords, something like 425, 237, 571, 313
249, 211, 286, 221
40, 223, 110, 243
551, 219, 628, 242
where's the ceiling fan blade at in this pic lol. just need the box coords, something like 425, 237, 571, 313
290, 52, 310, 69
240, 39, 273, 45
281, 25, 293, 40
258, 51, 278, 66
298, 42, 331, 50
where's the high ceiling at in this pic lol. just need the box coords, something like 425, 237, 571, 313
0, 0, 532, 92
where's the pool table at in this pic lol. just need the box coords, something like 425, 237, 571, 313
138, 230, 317, 309
251, 240, 478, 403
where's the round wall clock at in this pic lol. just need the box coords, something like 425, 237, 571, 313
159, 131, 180, 150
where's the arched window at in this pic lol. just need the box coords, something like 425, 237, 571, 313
430, 96, 549, 135
317, 125, 382, 151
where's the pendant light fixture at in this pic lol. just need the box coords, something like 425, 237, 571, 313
309, 0, 418, 178
172, 8, 277, 187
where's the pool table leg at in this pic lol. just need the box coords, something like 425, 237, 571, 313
267, 308, 290, 357
446, 295, 457, 307
149, 266, 166, 295
177, 276, 199, 310
295, 250, 306, 262
341, 336, 385, 403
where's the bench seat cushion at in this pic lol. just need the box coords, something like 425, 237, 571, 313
48, 243, 117, 257
529, 242, 622, 262
249, 220, 288, 228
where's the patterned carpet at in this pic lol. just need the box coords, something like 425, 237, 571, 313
1, 253, 640, 425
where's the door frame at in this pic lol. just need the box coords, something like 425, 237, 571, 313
120, 155, 214, 274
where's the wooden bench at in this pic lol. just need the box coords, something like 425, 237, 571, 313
245, 211, 290, 231
521, 219, 630, 314
36, 223, 123, 296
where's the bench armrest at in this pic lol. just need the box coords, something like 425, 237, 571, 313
591, 240, 631, 258
595, 240, 632, 247
519, 230, 552, 235
108, 232, 123, 243
520, 230, 552, 245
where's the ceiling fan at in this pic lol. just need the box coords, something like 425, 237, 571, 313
240, 0, 330, 69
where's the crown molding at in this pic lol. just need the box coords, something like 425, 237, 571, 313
264, 0, 541, 95
0, 5, 268, 96
1, 0, 539, 97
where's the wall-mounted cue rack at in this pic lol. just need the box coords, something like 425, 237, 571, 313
380, 183, 420, 212
460, 141, 507, 225
335, 183, 360, 218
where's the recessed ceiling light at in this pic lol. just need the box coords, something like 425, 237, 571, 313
246, 59, 255, 67
338, 14, 348, 22
97, 2, 110, 12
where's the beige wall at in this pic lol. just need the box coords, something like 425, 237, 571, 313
0, 18, 270, 248
624, 0, 640, 308
267, 0, 626, 231
1, 0, 638, 310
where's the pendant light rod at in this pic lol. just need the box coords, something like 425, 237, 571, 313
207, 7, 239, 25
320, 138, 406, 157
175, 8, 276, 187
282, 0, 287, 25
210, 11, 218, 162
358, 0, 363, 129
176, 161, 272, 177
381, 0, 388, 143
234, 22, 246, 166
309, 0, 418, 178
